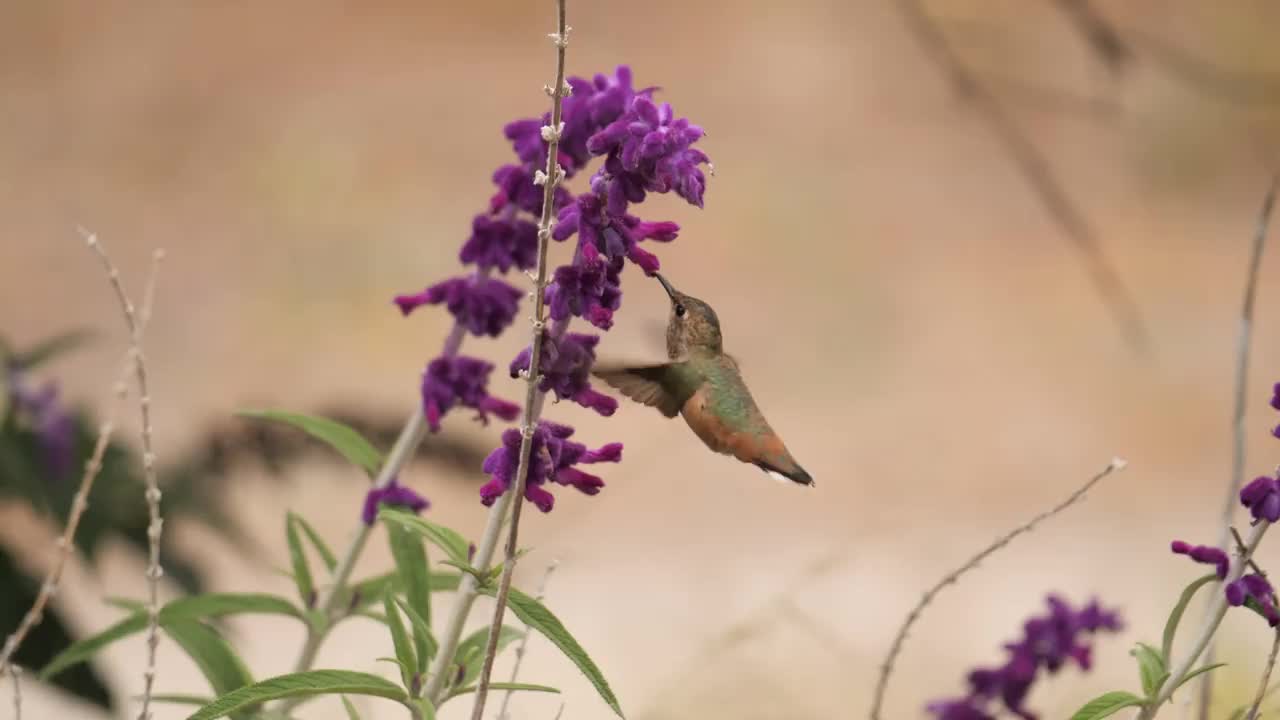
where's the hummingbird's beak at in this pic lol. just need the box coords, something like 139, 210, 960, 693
654, 273, 678, 301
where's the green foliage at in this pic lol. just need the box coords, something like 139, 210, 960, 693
183, 670, 407, 720
1162, 573, 1218, 661
394, 597, 437, 674
1130, 642, 1167, 698
382, 592, 417, 691
164, 620, 255, 720
448, 682, 560, 699
1069, 691, 1146, 719
479, 585, 623, 717
379, 508, 471, 567
291, 513, 337, 572
452, 626, 523, 689
238, 410, 383, 477
285, 513, 317, 608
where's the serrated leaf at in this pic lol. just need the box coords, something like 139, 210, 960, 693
479, 585, 622, 717
378, 509, 471, 567
41, 593, 302, 680
386, 518, 431, 644
394, 597, 437, 673
341, 695, 362, 720
183, 670, 406, 720
292, 513, 337, 572
1069, 690, 1145, 720
453, 626, 524, 688
286, 514, 316, 608
164, 620, 255, 720
1170, 662, 1228, 695
1163, 573, 1218, 661
1131, 642, 1166, 698
383, 592, 416, 691
239, 409, 383, 476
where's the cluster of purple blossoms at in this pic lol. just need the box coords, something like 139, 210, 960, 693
6, 364, 76, 480
927, 596, 1123, 720
394, 65, 710, 512
361, 477, 430, 526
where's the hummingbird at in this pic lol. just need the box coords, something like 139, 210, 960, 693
592, 274, 814, 486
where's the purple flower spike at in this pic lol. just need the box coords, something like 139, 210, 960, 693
928, 595, 1122, 720
361, 478, 430, 526
479, 421, 623, 513
587, 94, 711, 208
509, 332, 618, 416
1171, 540, 1231, 579
394, 276, 523, 338
459, 214, 539, 272
1225, 573, 1280, 626
420, 355, 521, 432
546, 242, 623, 330
7, 369, 77, 480
1242, 476, 1280, 523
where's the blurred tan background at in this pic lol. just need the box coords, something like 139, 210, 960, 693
4, 0, 1280, 718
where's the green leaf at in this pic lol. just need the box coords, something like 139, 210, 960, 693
414, 698, 437, 720
448, 682, 560, 699
341, 696, 362, 720
292, 513, 337, 573
394, 597, 437, 673
151, 694, 215, 707
286, 514, 316, 608
438, 560, 489, 586
453, 626, 524, 688
1163, 573, 1218, 661
1069, 691, 1146, 720
12, 328, 96, 369
383, 592, 416, 690
378, 509, 471, 567
164, 620, 255, 720
478, 585, 622, 717
41, 593, 302, 680
1169, 662, 1228, 695
239, 410, 383, 476
183, 670, 407, 720
1131, 642, 1167, 698
342, 572, 461, 614
386, 518, 432, 633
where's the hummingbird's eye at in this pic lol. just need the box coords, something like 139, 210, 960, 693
674, 303, 686, 317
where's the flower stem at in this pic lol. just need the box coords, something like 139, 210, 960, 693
467, 3, 570, 718
1142, 521, 1271, 719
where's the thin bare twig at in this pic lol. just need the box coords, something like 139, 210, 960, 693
1200, 177, 1278, 719
8, 665, 21, 720
870, 457, 1126, 720
498, 560, 560, 720
1049, 0, 1132, 73
81, 231, 165, 720
1247, 630, 1280, 720
0, 249, 162, 675
898, 0, 1150, 353
469, 2, 570, 717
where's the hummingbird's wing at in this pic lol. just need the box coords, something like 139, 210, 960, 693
591, 362, 702, 418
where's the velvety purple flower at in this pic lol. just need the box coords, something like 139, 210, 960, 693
489, 164, 572, 216
7, 369, 76, 480
553, 190, 678, 275
1171, 540, 1231, 579
510, 332, 617, 416
478, 421, 623, 513
1241, 476, 1280, 523
546, 242, 623, 330
928, 596, 1122, 720
458, 214, 539, 272
420, 355, 521, 432
586, 94, 711, 208
1225, 573, 1280, 626
361, 477, 430, 525
394, 276, 523, 338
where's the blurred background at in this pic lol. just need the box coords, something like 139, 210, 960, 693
3, 0, 1280, 718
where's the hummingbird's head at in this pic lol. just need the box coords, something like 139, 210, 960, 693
655, 273, 722, 359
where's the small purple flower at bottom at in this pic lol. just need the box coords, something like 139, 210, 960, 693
925, 699, 995, 720
7, 369, 76, 481
1226, 573, 1280, 626
394, 275, 523, 338
509, 332, 617, 417
361, 478, 430, 525
1171, 540, 1230, 579
479, 421, 622, 513
421, 355, 521, 432
546, 242, 622, 330
1241, 476, 1280, 523
459, 213, 539, 273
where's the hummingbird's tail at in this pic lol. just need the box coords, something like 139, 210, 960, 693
755, 460, 815, 487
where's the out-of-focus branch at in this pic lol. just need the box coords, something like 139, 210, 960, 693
898, 0, 1151, 354
1050, 0, 1133, 74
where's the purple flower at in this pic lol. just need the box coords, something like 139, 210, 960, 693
394, 276, 523, 338
1241, 476, 1280, 523
361, 477, 430, 525
509, 332, 617, 416
420, 356, 521, 432
553, 190, 679, 275
1171, 540, 1231, 579
928, 596, 1122, 720
458, 214, 539, 272
489, 164, 572, 216
546, 242, 623, 330
587, 94, 712, 208
1225, 573, 1280, 626
7, 368, 76, 480
479, 421, 623, 512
